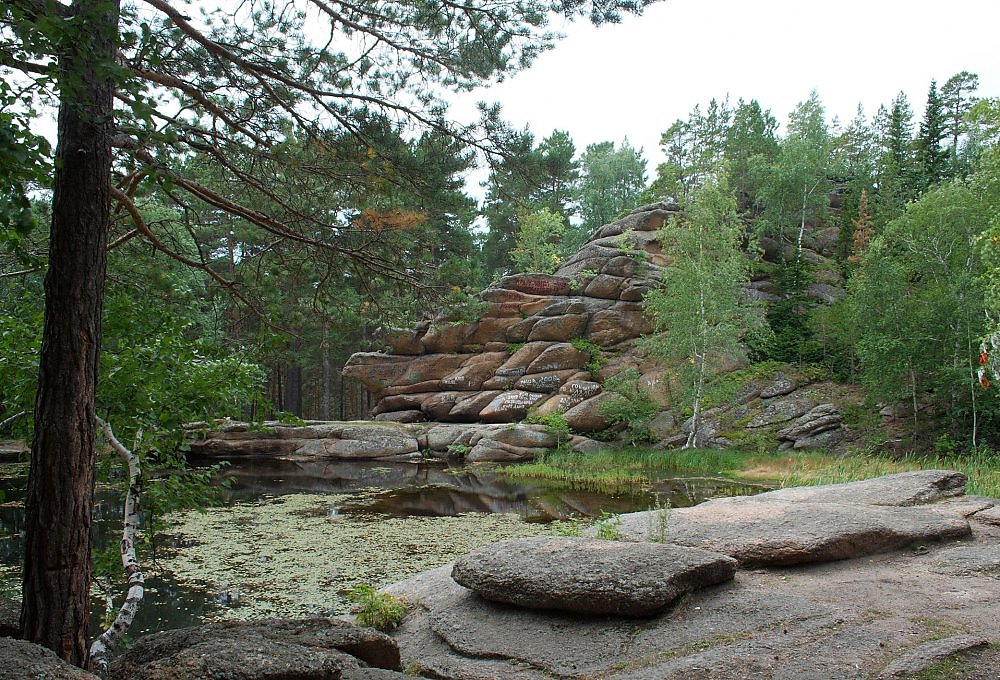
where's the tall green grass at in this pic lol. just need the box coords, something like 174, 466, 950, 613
497, 445, 1000, 498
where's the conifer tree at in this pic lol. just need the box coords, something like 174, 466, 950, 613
916, 80, 948, 189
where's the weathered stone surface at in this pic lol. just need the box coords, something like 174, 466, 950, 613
526, 314, 589, 342
490, 342, 550, 380
384, 472, 999, 680
747, 392, 815, 428
446, 390, 502, 421
374, 410, 425, 423
584, 274, 625, 299
381, 327, 426, 355
533, 393, 583, 415
419, 324, 467, 354
466, 440, 542, 462
499, 274, 573, 297
563, 392, 620, 432
389, 353, 469, 387
879, 635, 989, 678
342, 353, 413, 393
760, 376, 797, 398
477, 390, 546, 423
525, 343, 588, 374
608, 499, 971, 566
713, 470, 968, 507
451, 536, 737, 617
439, 352, 507, 390
0, 597, 18, 638
107, 619, 401, 680
558, 379, 601, 399
931, 545, 1000, 575
805, 282, 846, 303
586, 306, 651, 346
419, 391, 461, 420
0, 638, 99, 679
973, 504, 1000, 525
648, 410, 677, 438
382, 379, 443, 396
514, 369, 578, 393
777, 403, 842, 441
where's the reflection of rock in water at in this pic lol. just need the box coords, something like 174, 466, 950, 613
217, 459, 766, 522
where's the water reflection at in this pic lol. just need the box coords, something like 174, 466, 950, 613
2, 457, 769, 635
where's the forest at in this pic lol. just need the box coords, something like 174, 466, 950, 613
1, 0, 1000, 673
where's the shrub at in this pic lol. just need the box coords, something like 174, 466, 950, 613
524, 410, 571, 446
349, 584, 407, 631
599, 369, 659, 444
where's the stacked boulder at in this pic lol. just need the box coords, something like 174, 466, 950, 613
343, 203, 678, 431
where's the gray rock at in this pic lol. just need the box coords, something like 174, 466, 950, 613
373, 410, 425, 423
647, 411, 677, 438
776, 403, 841, 440
791, 429, 843, 450
973, 505, 1000, 525
879, 635, 989, 678
805, 282, 846, 303
747, 393, 815, 428
451, 536, 737, 616
711, 470, 967, 507
107, 618, 401, 680
0, 597, 18, 638
609, 500, 971, 567
0, 637, 99, 679
760, 376, 797, 399
931, 545, 1000, 575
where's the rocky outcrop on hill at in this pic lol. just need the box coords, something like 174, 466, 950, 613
384, 471, 1000, 679
338, 202, 858, 455
344, 203, 679, 430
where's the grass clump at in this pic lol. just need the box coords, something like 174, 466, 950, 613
498, 446, 751, 494
498, 444, 1000, 498
348, 583, 407, 631
523, 410, 571, 447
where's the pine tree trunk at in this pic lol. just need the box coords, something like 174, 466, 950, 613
320, 324, 331, 420
20, 0, 119, 666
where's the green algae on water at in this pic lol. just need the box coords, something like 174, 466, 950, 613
160, 492, 549, 621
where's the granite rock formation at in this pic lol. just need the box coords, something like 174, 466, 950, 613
344, 203, 681, 432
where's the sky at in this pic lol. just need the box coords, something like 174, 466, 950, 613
447, 0, 1000, 188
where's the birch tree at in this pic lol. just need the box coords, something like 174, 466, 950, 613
644, 174, 766, 447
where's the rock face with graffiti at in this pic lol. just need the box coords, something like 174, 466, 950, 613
332, 202, 865, 456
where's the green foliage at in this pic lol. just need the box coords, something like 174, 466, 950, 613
645, 495, 671, 543
348, 584, 407, 632
510, 208, 568, 274
593, 511, 623, 541
0, 80, 51, 265
698, 361, 786, 409
578, 140, 648, 232
849, 174, 999, 444
644, 175, 767, 445
569, 338, 606, 378
447, 443, 471, 457
598, 369, 658, 444
524, 410, 571, 446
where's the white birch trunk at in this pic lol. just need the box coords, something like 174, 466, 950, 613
89, 418, 145, 674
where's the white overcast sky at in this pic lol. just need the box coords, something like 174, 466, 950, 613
448, 0, 1000, 186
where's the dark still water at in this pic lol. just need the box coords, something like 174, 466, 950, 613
0, 457, 767, 635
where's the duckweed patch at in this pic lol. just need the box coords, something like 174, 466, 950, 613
161, 492, 550, 621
